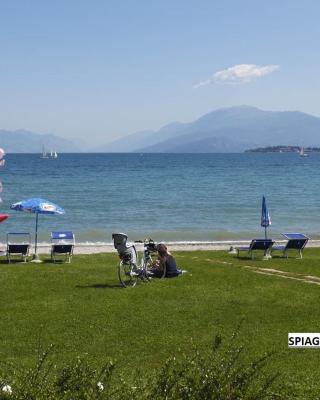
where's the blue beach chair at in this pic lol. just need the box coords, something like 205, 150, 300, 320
51, 231, 75, 263
235, 239, 274, 259
6, 232, 31, 263
272, 233, 309, 259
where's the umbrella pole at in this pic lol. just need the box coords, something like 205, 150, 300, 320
35, 211, 38, 254
32, 212, 42, 263
262, 226, 272, 260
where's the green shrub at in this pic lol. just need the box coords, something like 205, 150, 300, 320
0, 345, 114, 400
136, 331, 283, 400
0, 329, 284, 400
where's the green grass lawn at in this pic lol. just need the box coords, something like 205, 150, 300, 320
1, 249, 320, 397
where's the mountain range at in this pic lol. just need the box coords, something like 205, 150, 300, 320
0, 129, 81, 153
2, 106, 320, 153
99, 106, 320, 153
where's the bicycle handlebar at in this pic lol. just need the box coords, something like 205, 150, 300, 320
134, 238, 155, 243
134, 238, 158, 249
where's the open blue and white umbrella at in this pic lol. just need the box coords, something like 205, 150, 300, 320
10, 198, 65, 262
261, 195, 271, 239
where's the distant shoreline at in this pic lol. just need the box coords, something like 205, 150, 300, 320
245, 145, 320, 153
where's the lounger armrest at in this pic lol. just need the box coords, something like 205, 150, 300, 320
235, 246, 250, 251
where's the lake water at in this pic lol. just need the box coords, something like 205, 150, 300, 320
0, 153, 319, 243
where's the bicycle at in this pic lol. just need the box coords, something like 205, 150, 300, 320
112, 233, 163, 288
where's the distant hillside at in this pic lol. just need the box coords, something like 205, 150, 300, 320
91, 130, 155, 152
92, 122, 187, 152
0, 129, 81, 153
100, 106, 320, 153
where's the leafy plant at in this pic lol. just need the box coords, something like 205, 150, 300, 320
0, 328, 286, 399
140, 329, 283, 400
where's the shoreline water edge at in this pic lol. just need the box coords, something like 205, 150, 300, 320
3, 239, 320, 255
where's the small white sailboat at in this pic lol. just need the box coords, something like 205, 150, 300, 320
49, 150, 58, 159
299, 147, 308, 157
41, 146, 58, 159
40, 145, 49, 159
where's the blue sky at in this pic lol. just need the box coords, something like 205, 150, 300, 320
1, 0, 320, 145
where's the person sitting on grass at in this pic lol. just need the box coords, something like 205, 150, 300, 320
151, 243, 182, 277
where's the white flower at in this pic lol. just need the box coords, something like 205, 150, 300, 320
97, 381, 104, 392
2, 385, 12, 394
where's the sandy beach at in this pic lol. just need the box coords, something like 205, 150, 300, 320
7, 239, 319, 255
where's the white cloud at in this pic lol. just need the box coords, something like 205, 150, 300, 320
193, 64, 279, 88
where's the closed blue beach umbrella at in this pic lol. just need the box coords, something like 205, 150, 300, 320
261, 195, 271, 239
10, 198, 65, 262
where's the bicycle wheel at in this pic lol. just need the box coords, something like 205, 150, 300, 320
151, 261, 166, 279
118, 260, 138, 288
144, 256, 166, 279
143, 257, 154, 281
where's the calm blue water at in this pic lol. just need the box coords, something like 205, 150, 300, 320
0, 153, 319, 243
